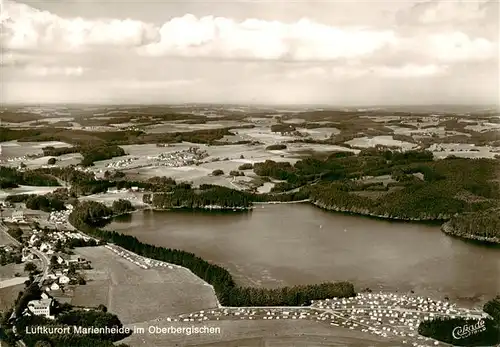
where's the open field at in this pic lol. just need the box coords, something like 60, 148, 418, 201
0, 263, 25, 281
345, 136, 418, 150
0, 283, 24, 312
0, 140, 70, 157
2, 109, 499, 179
72, 246, 219, 324
0, 277, 29, 289
80, 191, 147, 207
95, 141, 358, 189
0, 232, 16, 246
0, 185, 62, 200
121, 319, 401, 347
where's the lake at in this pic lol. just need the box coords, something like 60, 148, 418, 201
107, 203, 500, 307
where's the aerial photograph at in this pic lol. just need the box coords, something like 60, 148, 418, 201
0, 0, 499, 346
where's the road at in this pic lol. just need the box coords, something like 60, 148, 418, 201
0, 220, 49, 283
30, 248, 50, 283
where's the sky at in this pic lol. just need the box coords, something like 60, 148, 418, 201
0, 0, 498, 106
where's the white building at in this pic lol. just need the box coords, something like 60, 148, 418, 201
21, 253, 34, 262
50, 283, 60, 291
11, 210, 24, 223
58, 275, 70, 284
26, 299, 54, 319
56, 256, 65, 265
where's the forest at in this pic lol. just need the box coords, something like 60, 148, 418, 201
442, 209, 500, 242
69, 201, 356, 307
80, 144, 126, 166
484, 296, 500, 323
0, 166, 60, 188
251, 151, 499, 222
3, 149, 499, 241
150, 185, 253, 209
0, 125, 252, 146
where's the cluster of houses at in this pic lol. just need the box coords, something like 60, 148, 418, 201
3, 155, 29, 164
42, 253, 90, 292
106, 186, 142, 194
105, 157, 139, 168
147, 148, 209, 167
28, 227, 93, 251
26, 228, 93, 291
48, 205, 73, 224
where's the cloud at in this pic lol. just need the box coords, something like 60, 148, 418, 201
1, 0, 497, 66
0, 50, 30, 66
1, 0, 160, 50
329, 64, 446, 79
427, 31, 497, 63
397, 0, 492, 25
138, 15, 398, 61
24, 65, 85, 76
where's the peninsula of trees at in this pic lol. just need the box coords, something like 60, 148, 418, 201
1, 147, 498, 242
441, 209, 500, 243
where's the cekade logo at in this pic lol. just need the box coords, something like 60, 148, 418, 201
452, 320, 487, 339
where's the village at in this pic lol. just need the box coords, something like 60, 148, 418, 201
0, 205, 100, 322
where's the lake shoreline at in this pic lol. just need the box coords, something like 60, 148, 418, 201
441, 221, 500, 245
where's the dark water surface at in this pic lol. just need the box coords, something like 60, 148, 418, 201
107, 204, 500, 307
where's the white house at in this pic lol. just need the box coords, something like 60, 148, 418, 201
21, 253, 34, 262
39, 243, 50, 252
56, 256, 66, 265
58, 275, 70, 284
26, 299, 54, 319
50, 283, 60, 291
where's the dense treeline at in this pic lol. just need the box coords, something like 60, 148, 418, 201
13, 283, 42, 318
151, 185, 253, 209
26, 195, 66, 212
238, 163, 253, 170
270, 124, 296, 133
42, 146, 79, 157
250, 151, 499, 221
0, 125, 251, 146
111, 199, 135, 215
0, 166, 60, 188
33, 166, 171, 196
80, 144, 126, 166
69, 201, 355, 306
417, 317, 499, 346
442, 209, 500, 242
6, 191, 67, 212
484, 296, 500, 323
265, 144, 287, 150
